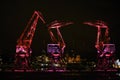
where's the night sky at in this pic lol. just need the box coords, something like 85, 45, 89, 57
0, 0, 120, 61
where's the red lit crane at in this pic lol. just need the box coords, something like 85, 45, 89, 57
15, 11, 45, 69
47, 20, 73, 64
47, 20, 73, 54
83, 20, 110, 55
84, 20, 115, 69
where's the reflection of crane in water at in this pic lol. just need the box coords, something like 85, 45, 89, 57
15, 11, 45, 69
84, 20, 115, 70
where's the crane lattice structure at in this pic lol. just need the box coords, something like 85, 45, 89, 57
15, 11, 45, 69
47, 20, 73, 70
84, 20, 115, 70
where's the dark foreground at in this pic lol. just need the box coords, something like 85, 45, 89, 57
0, 70, 120, 80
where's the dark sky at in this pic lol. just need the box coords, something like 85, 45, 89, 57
0, 0, 120, 59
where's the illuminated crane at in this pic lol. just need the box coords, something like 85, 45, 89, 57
15, 11, 45, 69
83, 20, 110, 53
84, 20, 115, 69
47, 20, 73, 54
47, 20, 73, 65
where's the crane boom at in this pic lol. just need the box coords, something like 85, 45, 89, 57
17, 11, 45, 49
15, 11, 45, 69
83, 20, 109, 46
84, 20, 116, 69
47, 20, 73, 53
83, 20, 112, 57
